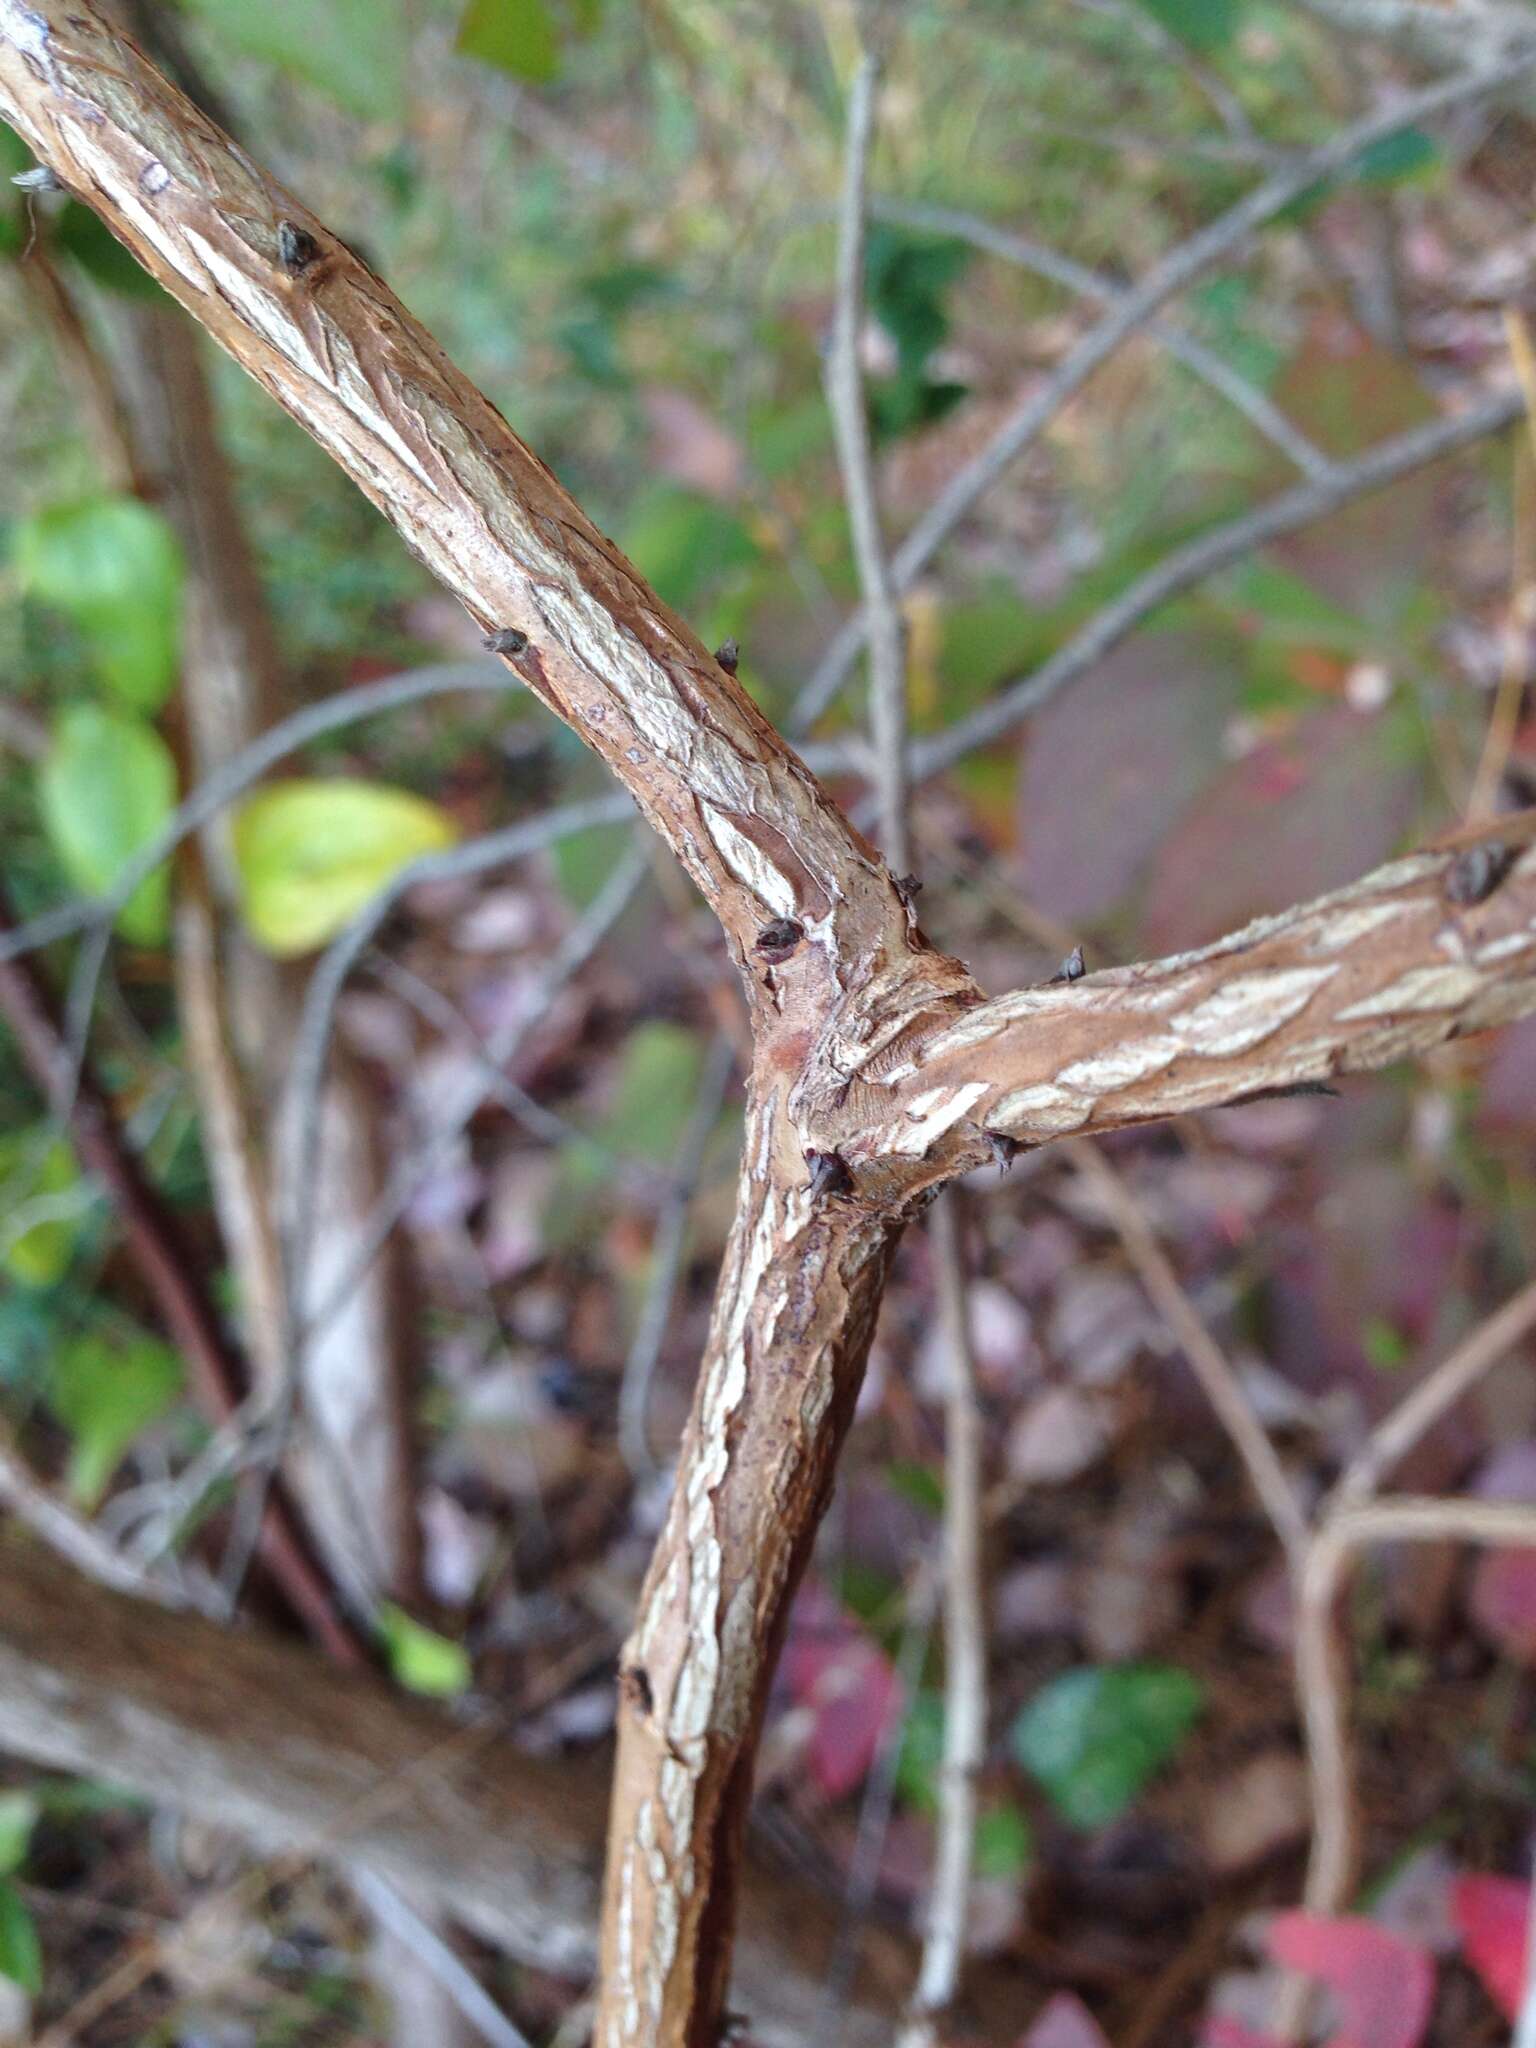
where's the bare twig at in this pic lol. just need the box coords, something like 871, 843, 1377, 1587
1069, 1141, 1311, 1567
872, 199, 1333, 481
0, 1424, 205, 1610
794, 55, 1536, 729
913, 388, 1523, 777
901, 1194, 986, 2048
827, 49, 909, 873
351, 1871, 534, 2048
618, 1032, 739, 1477
1332, 1275, 1536, 1508
1467, 307, 1536, 821
826, 69, 986, 2033
0, 884, 362, 1665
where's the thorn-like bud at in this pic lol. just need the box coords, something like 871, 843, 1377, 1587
1446, 840, 1515, 907
754, 917, 803, 963
1050, 944, 1085, 984
984, 1131, 1020, 1173
895, 872, 923, 908
805, 1149, 854, 1200
277, 220, 320, 273
483, 627, 529, 657
714, 638, 740, 675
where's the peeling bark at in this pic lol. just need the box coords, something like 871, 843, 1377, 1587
7, 9, 1536, 2042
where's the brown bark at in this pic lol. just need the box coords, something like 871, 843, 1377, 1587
5, 8, 1536, 2041
0, 1528, 913, 2047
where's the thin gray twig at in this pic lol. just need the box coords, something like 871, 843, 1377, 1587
872, 198, 1333, 481
912, 387, 1522, 778
618, 1032, 739, 1477
826, 48, 910, 871
792, 55, 1536, 731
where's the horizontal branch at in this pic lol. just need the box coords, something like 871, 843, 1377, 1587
873, 826, 1536, 1166
0, 1531, 906, 2047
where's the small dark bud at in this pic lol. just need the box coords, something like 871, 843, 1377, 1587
483, 627, 529, 657
984, 1130, 1020, 1173
1049, 945, 1085, 984
754, 917, 803, 963
11, 166, 61, 194
620, 1665, 653, 1717
714, 638, 740, 675
1446, 839, 1516, 907
805, 1149, 854, 1200
277, 220, 320, 273
895, 872, 923, 907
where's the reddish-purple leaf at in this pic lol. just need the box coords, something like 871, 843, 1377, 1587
1451, 1873, 1530, 2021
1201, 2021, 1284, 2048
1265, 1912, 1435, 2048
783, 1582, 902, 1800
1469, 1547, 1536, 1664
1017, 1991, 1112, 2048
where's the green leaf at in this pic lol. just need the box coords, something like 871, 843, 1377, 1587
457, 0, 561, 82
895, 1690, 946, 1817
1354, 127, 1440, 189
552, 820, 632, 908
619, 485, 756, 609
0, 1882, 41, 1996
975, 1800, 1034, 1880
865, 226, 970, 381
377, 1604, 473, 1697
14, 497, 183, 711
37, 707, 177, 946
885, 1460, 945, 1516
46, 1332, 184, 1508
0, 1133, 84, 1290
176, 0, 407, 120
1011, 1664, 1205, 1828
602, 1022, 706, 1162
0, 1797, 39, 1881
230, 779, 458, 957
1133, 0, 1243, 48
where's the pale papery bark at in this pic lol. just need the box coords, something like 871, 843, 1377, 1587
7, 8, 1536, 2043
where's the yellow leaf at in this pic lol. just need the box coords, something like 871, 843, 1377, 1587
231, 779, 458, 957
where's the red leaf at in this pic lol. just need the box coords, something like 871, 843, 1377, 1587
1201, 2022, 1284, 2048
1452, 1873, 1530, 2021
1468, 1547, 1536, 1664
783, 1583, 902, 1800
1265, 1912, 1435, 2048
1017, 1992, 1112, 2048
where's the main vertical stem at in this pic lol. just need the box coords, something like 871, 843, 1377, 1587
597, 1098, 905, 2048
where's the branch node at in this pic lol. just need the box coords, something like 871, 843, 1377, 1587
714, 638, 740, 675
